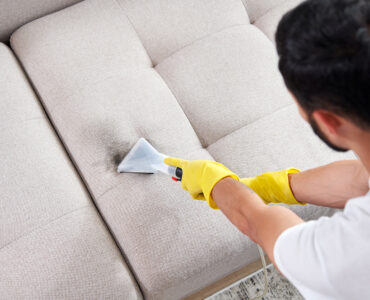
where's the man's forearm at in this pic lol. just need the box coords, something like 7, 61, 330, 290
211, 177, 266, 242
290, 160, 369, 208
212, 177, 303, 265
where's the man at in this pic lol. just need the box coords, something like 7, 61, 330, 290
165, 0, 370, 298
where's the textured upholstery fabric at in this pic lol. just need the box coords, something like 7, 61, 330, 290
116, 0, 249, 65
207, 105, 353, 177
10, 0, 355, 299
0, 43, 142, 299
241, 0, 290, 23
155, 25, 291, 146
0, 0, 82, 42
254, 0, 304, 42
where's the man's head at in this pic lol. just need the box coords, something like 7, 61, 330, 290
276, 0, 370, 152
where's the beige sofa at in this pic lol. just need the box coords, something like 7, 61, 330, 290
0, 0, 355, 299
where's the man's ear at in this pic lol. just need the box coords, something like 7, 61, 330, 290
312, 110, 342, 135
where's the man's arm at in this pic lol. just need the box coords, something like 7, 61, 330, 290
212, 177, 303, 266
289, 160, 369, 208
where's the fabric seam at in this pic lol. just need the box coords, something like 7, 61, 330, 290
113, 0, 154, 67
0, 205, 90, 253
250, 0, 292, 24
207, 103, 294, 148
155, 23, 249, 67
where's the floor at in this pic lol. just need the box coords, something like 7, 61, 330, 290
206, 264, 303, 300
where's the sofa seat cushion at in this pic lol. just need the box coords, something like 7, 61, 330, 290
10, 0, 355, 299
0, 43, 142, 299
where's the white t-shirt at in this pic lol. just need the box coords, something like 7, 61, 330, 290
274, 180, 370, 300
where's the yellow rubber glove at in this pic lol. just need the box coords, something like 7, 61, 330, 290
164, 158, 239, 209
241, 168, 305, 205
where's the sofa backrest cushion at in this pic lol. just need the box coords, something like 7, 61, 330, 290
0, 0, 82, 42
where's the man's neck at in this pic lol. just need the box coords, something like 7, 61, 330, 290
352, 131, 370, 177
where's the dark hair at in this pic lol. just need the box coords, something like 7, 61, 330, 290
276, 0, 370, 129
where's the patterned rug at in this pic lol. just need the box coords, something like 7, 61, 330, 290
206, 265, 303, 300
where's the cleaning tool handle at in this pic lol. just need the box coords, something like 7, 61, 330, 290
175, 167, 183, 181
166, 165, 183, 181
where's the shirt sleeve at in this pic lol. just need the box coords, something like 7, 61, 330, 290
274, 193, 370, 299
273, 218, 340, 299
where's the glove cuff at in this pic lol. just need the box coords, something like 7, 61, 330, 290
202, 163, 240, 209
241, 168, 305, 205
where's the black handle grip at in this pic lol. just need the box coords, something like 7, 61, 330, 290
175, 167, 183, 181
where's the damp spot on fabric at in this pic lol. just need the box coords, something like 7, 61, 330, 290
105, 140, 131, 171
83, 121, 137, 173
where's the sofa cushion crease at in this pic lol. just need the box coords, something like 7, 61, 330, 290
0, 0, 83, 42
253, 0, 304, 42
0, 204, 90, 252
116, 0, 250, 65
206, 103, 295, 149
241, 0, 292, 23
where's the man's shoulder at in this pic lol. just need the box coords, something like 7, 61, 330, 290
344, 190, 370, 211
274, 191, 370, 300
275, 190, 370, 261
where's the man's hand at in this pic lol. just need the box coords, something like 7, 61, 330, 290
239, 160, 368, 208
164, 158, 239, 209
241, 168, 305, 205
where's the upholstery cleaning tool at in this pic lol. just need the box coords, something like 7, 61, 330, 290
117, 138, 183, 181
117, 138, 267, 298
